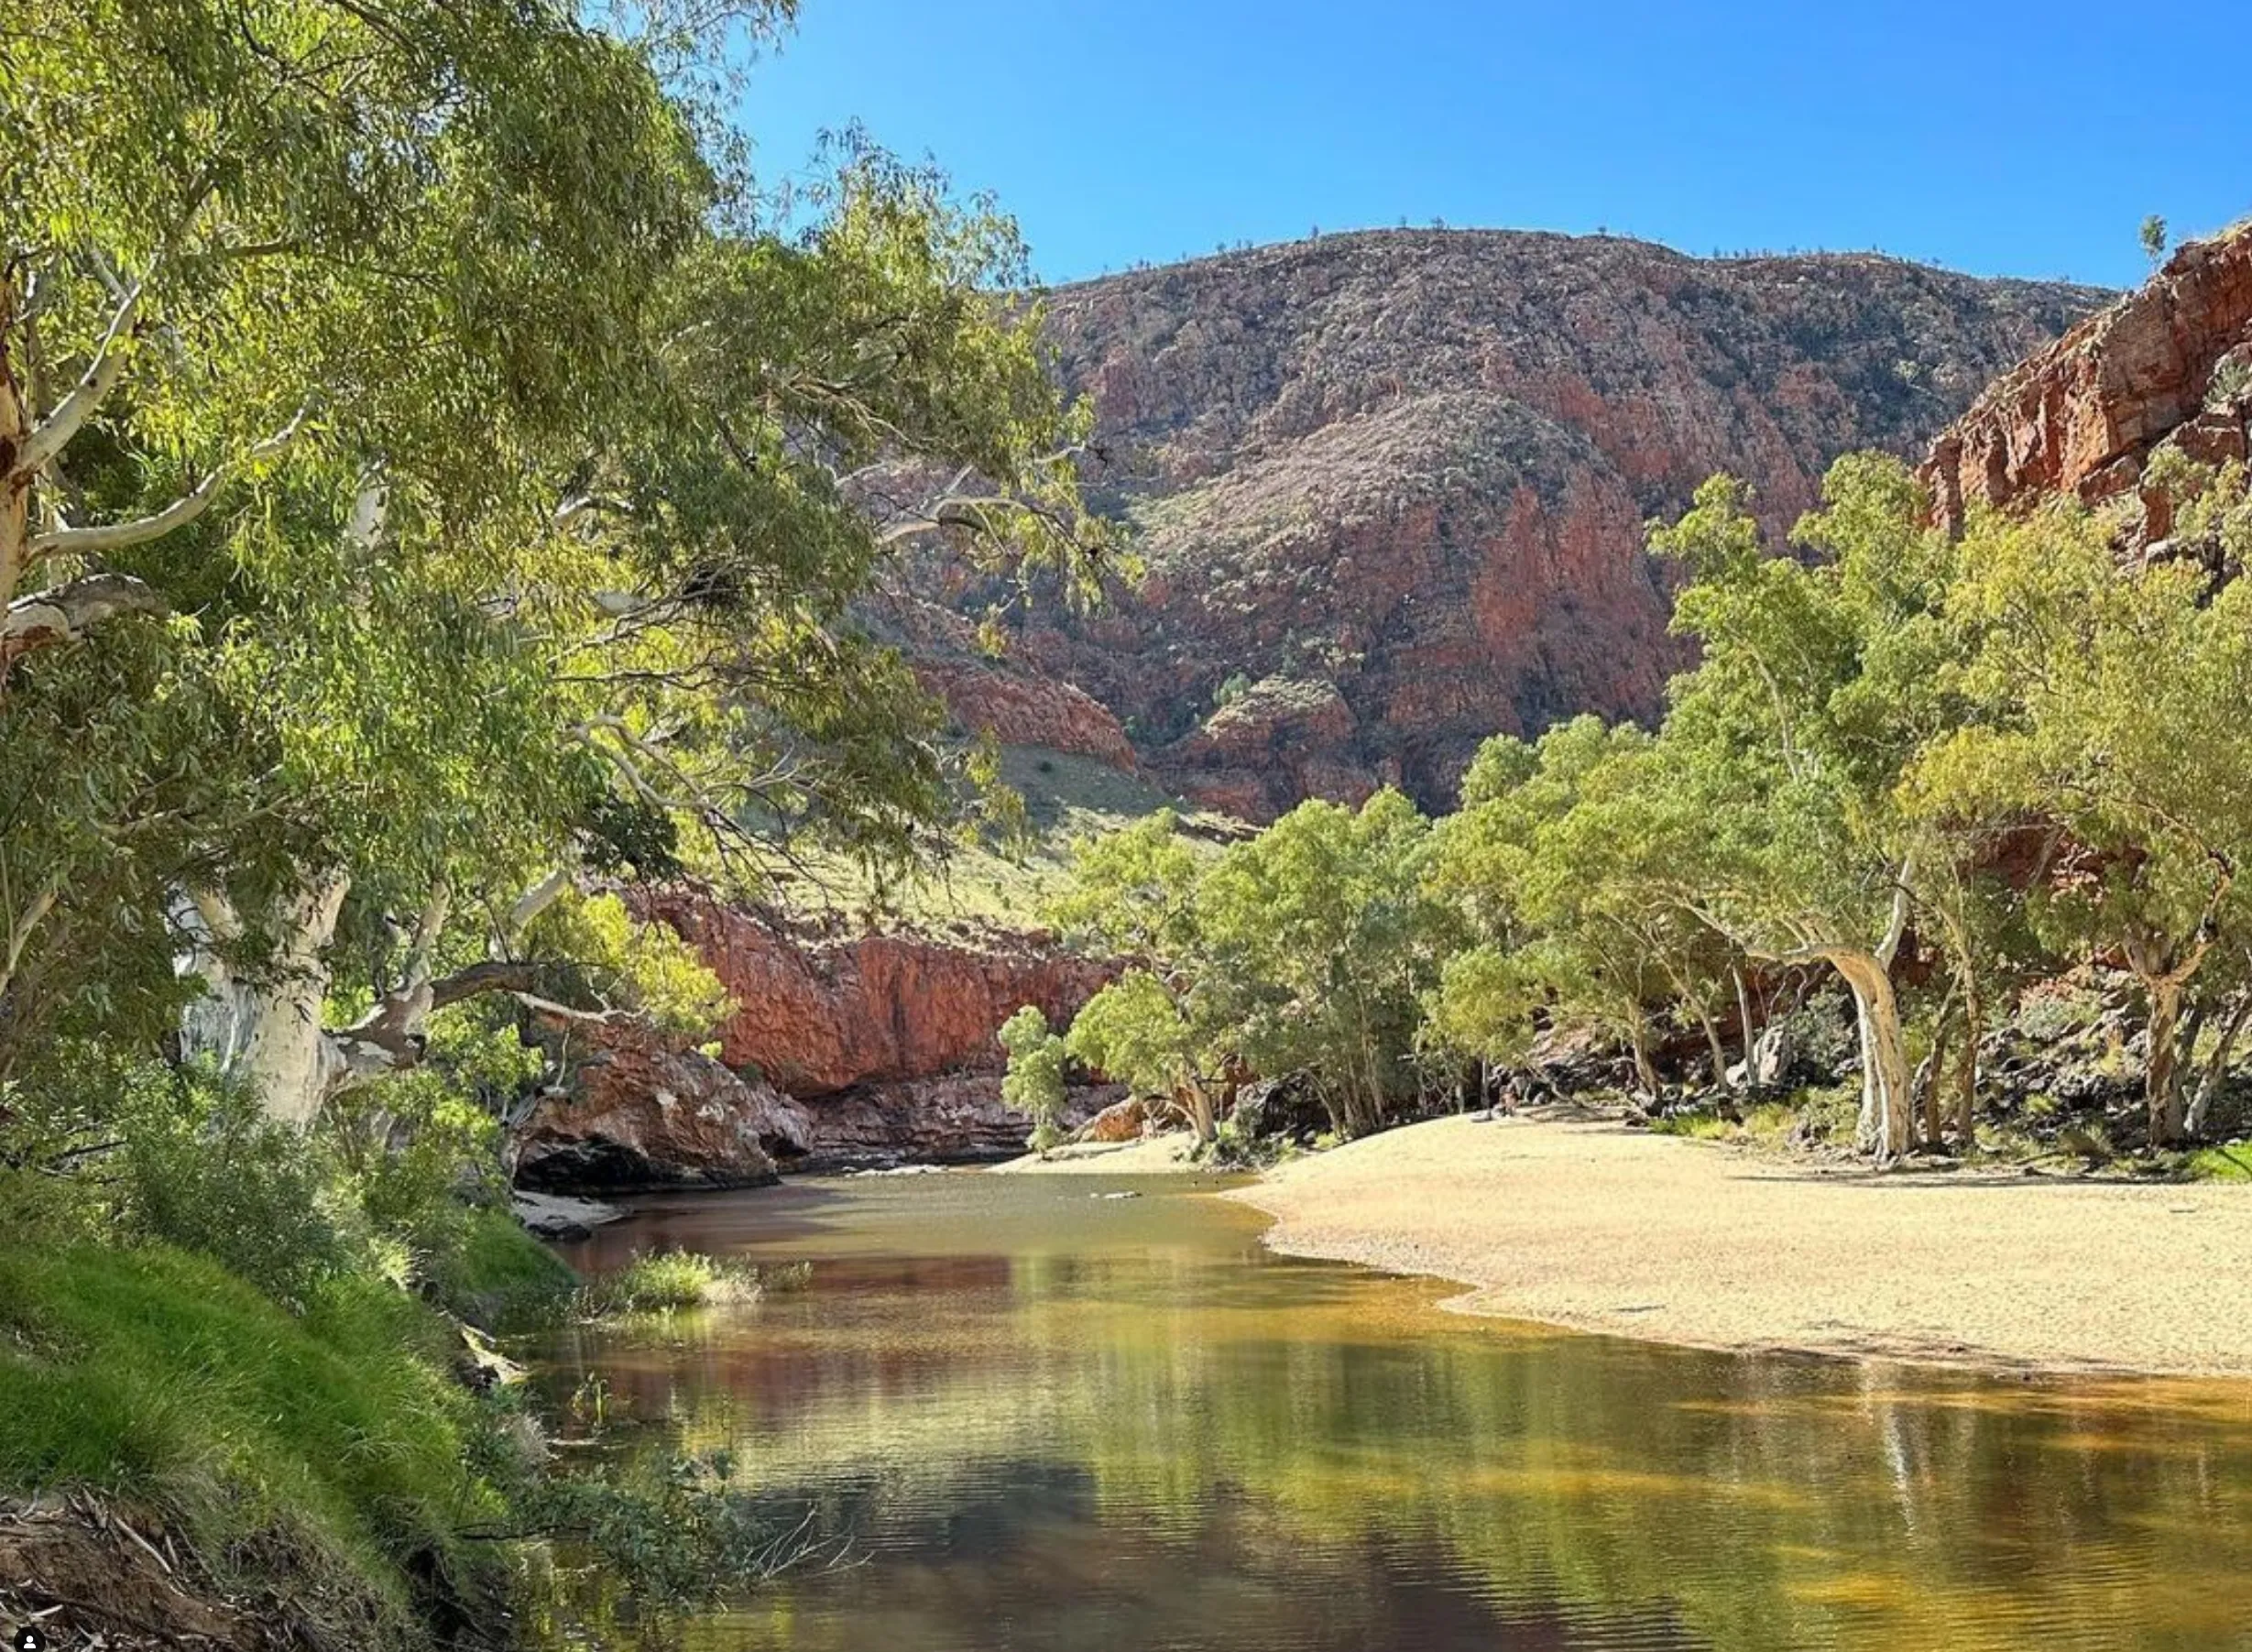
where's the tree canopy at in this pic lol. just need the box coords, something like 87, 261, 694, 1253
1, 0, 1108, 1133
1047, 449, 2252, 1159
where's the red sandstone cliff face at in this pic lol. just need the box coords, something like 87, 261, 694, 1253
1922, 226, 2252, 542
625, 891, 1118, 1165
518, 896, 1121, 1177
646, 892, 1111, 1094
955, 230, 2104, 818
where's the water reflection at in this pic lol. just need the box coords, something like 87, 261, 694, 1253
532, 1173, 2252, 1651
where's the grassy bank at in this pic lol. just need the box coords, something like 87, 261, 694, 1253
0, 1182, 818, 1649
0, 1240, 530, 1647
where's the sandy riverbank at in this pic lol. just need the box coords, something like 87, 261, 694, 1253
1230, 1112, 2252, 1376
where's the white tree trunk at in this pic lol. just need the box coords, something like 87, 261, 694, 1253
1814, 946, 1910, 1161
181, 874, 352, 1126
2188, 993, 2252, 1138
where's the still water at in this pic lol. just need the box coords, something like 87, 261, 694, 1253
536, 1171, 2252, 1651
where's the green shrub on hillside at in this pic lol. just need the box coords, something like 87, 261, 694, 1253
116, 1078, 358, 1309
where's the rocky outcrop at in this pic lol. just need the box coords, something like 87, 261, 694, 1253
1077, 1094, 1150, 1144
645, 891, 1112, 1096
563, 891, 1116, 1167
515, 1020, 804, 1192
953, 230, 2105, 817
912, 656, 1136, 770
511, 895, 1122, 1185
1923, 226, 2252, 539
793, 1074, 1126, 1165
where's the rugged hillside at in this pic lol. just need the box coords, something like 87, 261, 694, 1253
1925, 224, 2252, 546
954, 231, 2106, 816
519, 233, 2132, 1187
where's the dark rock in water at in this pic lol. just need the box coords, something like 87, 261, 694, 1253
516, 1020, 797, 1193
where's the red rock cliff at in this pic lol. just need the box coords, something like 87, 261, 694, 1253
1922, 226, 2252, 540
607, 891, 1119, 1165
646, 891, 1111, 1095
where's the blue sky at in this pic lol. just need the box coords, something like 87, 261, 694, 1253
738, 0, 2246, 290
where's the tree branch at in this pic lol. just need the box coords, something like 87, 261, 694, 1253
13, 276, 144, 478
0, 572, 168, 670
27, 401, 310, 559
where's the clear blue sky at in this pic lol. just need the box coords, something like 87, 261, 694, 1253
738, 0, 2245, 290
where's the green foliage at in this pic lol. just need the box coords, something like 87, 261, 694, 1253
523, 892, 735, 1037
115, 1071, 360, 1309
0, 0, 1111, 1639
1649, 1110, 1733, 1140
508, 1444, 841, 1615
0, 0, 1109, 1134
430, 1208, 580, 1332
1044, 808, 1206, 965
2187, 1144, 2252, 1182
1065, 970, 1212, 1128
999, 1005, 1070, 1152
578, 1249, 764, 1317
1055, 790, 1449, 1140
0, 1242, 505, 1647
1198, 789, 1451, 1135
1423, 944, 1542, 1068
2141, 214, 2170, 262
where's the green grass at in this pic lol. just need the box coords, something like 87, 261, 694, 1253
2187, 1143, 2252, 1182
1649, 1101, 1798, 1144
765, 745, 1236, 929
0, 1242, 508, 1647
431, 1205, 579, 1331
576, 1248, 767, 1317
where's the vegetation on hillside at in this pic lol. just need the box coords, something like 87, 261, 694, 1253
1040, 447, 2252, 1165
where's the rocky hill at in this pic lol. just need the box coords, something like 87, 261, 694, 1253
937, 231, 2108, 817
1925, 224, 2252, 546
522, 233, 2136, 1187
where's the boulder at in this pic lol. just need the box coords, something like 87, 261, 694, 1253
516, 1021, 805, 1193
1077, 1094, 1150, 1144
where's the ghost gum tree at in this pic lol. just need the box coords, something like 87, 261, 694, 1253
0, 0, 1107, 1127
1910, 461, 2252, 1146
1045, 811, 1229, 1142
